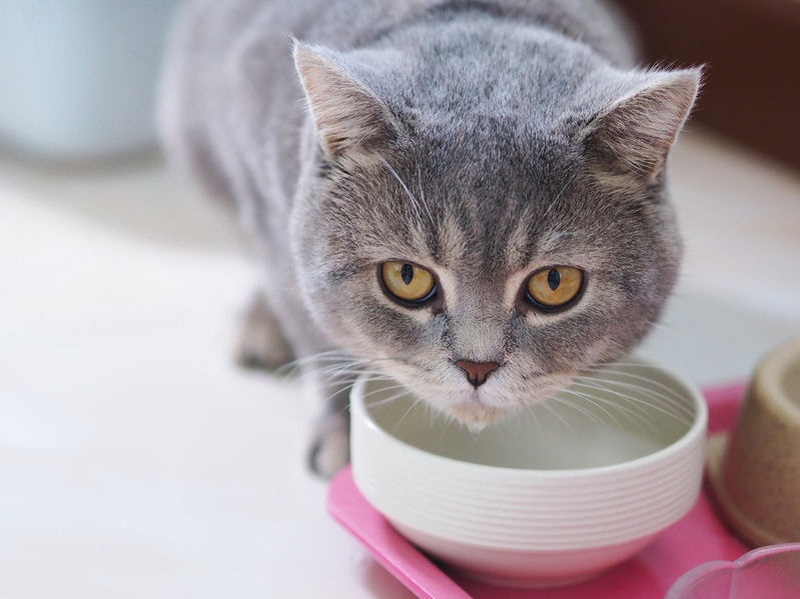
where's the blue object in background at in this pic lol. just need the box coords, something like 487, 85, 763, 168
0, 0, 182, 161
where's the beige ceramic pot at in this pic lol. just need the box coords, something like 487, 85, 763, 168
707, 337, 800, 546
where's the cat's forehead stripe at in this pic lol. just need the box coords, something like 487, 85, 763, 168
412, 194, 578, 275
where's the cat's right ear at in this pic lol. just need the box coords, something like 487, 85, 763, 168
293, 42, 400, 164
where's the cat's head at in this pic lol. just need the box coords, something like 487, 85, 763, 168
291, 39, 700, 427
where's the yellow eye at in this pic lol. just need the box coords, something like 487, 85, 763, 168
380, 262, 436, 304
526, 266, 584, 309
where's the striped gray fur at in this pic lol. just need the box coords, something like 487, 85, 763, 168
161, 0, 700, 476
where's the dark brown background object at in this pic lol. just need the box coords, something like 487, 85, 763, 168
614, 0, 800, 172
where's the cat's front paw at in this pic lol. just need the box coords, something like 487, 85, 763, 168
307, 412, 350, 478
236, 291, 295, 371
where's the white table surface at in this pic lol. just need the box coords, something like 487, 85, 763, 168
1, 130, 799, 598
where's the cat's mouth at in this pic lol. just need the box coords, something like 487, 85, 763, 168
428, 368, 579, 431
434, 380, 519, 431
384, 357, 578, 431
445, 398, 510, 431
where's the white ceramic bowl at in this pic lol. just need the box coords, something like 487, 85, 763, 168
350, 360, 707, 588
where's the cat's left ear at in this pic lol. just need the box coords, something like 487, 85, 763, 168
294, 42, 401, 164
582, 68, 702, 183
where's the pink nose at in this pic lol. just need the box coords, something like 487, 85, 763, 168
455, 360, 500, 388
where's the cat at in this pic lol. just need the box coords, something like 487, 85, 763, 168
160, 0, 700, 477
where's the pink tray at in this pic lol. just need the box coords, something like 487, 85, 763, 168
327, 382, 750, 599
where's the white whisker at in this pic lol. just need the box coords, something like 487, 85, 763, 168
361, 383, 409, 404
540, 171, 578, 222
415, 163, 436, 229
570, 378, 693, 426
578, 367, 695, 419
556, 387, 627, 429
379, 156, 432, 229
557, 387, 657, 436
393, 395, 425, 433
538, 396, 576, 433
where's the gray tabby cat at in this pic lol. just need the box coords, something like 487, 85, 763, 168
161, 0, 700, 477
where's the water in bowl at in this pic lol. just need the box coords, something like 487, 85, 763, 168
364, 364, 695, 470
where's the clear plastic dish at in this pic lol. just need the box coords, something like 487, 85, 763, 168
666, 543, 800, 599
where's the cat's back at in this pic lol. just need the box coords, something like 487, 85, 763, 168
167, 0, 634, 64
161, 0, 635, 209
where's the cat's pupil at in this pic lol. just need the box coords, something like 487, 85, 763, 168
548, 268, 561, 291
401, 263, 414, 285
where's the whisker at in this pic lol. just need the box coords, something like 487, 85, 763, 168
577, 368, 696, 419
556, 387, 628, 429
549, 392, 613, 428
557, 387, 657, 436
379, 156, 428, 228
275, 349, 356, 375
435, 410, 459, 442
393, 396, 425, 433
283, 350, 406, 386
316, 372, 393, 409
538, 396, 577, 433
646, 319, 701, 343
570, 378, 693, 426
540, 171, 578, 222
525, 400, 545, 438
361, 382, 409, 404
415, 162, 436, 229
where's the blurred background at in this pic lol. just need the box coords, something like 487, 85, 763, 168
0, 1, 180, 161
0, 1, 798, 598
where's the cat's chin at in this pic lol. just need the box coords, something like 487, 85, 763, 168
443, 400, 512, 432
